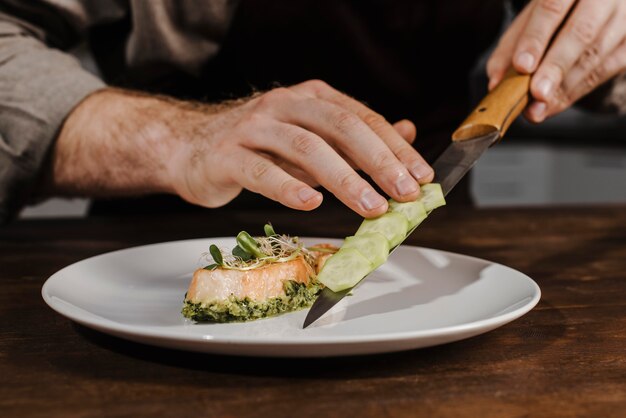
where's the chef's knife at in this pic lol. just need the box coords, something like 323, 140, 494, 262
303, 69, 531, 328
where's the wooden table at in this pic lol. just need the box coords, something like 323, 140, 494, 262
1, 205, 625, 417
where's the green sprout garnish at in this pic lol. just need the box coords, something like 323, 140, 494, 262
264, 223, 276, 237
202, 223, 316, 271
236, 231, 265, 258
209, 244, 223, 265
232, 244, 253, 261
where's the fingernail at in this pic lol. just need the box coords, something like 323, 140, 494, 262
516, 52, 535, 72
298, 188, 319, 203
360, 189, 387, 211
395, 174, 419, 196
537, 78, 553, 99
411, 164, 434, 182
530, 102, 547, 122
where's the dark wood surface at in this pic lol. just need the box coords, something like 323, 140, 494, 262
1, 205, 625, 417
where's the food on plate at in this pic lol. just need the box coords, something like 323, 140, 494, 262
317, 183, 446, 292
183, 184, 445, 320
182, 224, 337, 322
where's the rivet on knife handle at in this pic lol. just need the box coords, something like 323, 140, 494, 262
452, 69, 531, 142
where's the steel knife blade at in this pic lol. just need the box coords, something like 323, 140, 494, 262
303, 70, 530, 329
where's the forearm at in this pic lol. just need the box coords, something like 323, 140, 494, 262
43, 88, 183, 198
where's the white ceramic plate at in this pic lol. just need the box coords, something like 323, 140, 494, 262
42, 238, 540, 357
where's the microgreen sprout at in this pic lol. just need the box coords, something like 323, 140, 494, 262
202, 224, 317, 270
231, 245, 251, 261
209, 244, 223, 265
236, 231, 265, 258
264, 223, 276, 237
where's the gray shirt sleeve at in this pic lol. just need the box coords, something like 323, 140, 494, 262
0, 12, 105, 224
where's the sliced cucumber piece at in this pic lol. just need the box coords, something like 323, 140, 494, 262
317, 183, 446, 293
420, 183, 446, 212
355, 212, 409, 248
388, 199, 427, 229
316, 247, 373, 292
342, 232, 390, 269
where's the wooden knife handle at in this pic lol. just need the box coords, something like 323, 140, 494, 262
452, 69, 531, 142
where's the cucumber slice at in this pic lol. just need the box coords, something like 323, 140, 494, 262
316, 247, 373, 292
420, 183, 446, 212
388, 199, 427, 229
342, 232, 390, 269
355, 212, 409, 248
317, 183, 446, 293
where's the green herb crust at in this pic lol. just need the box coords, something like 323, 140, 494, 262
182, 279, 323, 323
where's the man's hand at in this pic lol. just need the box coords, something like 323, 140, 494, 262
487, 0, 626, 122
50, 81, 433, 218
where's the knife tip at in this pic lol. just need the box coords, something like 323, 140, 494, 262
302, 312, 317, 329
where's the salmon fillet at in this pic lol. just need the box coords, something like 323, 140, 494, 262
186, 255, 315, 304
182, 244, 338, 322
